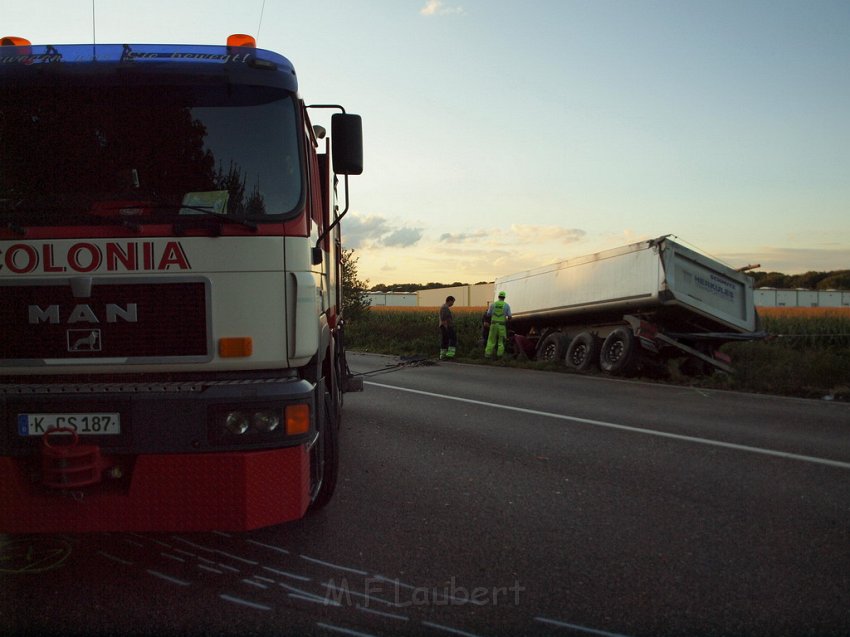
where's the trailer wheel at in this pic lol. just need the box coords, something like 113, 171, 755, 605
566, 332, 599, 372
537, 332, 569, 362
599, 327, 637, 375
309, 389, 339, 511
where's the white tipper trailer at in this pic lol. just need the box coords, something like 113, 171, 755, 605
494, 235, 762, 375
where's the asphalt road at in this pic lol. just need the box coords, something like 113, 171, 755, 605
2, 352, 849, 637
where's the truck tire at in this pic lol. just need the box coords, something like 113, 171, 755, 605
565, 332, 599, 372
309, 390, 339, 511
537, 332, 569, 362
599, 327, 637, 375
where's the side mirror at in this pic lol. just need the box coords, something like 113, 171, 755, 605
331, 113, 363, 175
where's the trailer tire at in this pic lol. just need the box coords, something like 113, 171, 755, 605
599, 327, 637, 375
565, 332, 599, 372
537, 332, 569, 362
309, 390, 339, 511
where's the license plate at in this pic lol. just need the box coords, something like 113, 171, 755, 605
17, 413, 121, 436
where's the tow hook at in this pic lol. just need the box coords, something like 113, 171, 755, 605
41, 427, 115, 489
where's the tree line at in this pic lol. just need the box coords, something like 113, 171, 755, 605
369, 281, 490, 293
750, 270, 850, 290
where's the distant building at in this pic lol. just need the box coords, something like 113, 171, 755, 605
417, 283, 494, 307
365, 292, 418, 307
755, 288, 850, 307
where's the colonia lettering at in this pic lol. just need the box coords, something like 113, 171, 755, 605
0, 241, 191, 274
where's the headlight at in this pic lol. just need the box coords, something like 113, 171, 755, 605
224, 411, 250, 435
253, 411, 281, 433
209, 404, 304, 445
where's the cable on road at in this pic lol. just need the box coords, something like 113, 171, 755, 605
349, 355, 438, 379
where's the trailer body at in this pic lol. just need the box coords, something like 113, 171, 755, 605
494, 236, 760, 374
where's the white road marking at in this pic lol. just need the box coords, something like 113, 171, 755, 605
315, 623, 377, 637
279, 581, 329, 602
262, 565, 312, 581
290, 593, 342, 607
421, 620, 485, 637
219, 594, 271, 611
355, 604, 410, 621
97, 551, 133, 566
535, 616, 633, 637
246, 539, 290, 554
171, 536, 258, 564
217, 563, 241, 573
300, 554, 370, 575
366, 381, 850, 470
147, 570, 190, 587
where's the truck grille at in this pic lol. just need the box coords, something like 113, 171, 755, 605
0, 279, 210, 363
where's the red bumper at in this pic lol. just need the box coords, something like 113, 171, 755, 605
0, 446, 311, 533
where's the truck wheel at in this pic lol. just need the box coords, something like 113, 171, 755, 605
599, 327, 637, 375
537, 332, 568, 362
566, 332, 599, 371
309, 390, 339, 511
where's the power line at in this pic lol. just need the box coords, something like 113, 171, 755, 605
257, 0, 267, 40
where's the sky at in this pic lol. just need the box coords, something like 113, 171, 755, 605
6, 0, 850, 284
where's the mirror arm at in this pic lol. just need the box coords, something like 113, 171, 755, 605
313, 174, 349, 265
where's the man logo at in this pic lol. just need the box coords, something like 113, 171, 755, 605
29, 303, 138, 324
68, 329, 102, 352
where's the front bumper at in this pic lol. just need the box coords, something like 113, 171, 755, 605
0, 446, 310, 532
0, 376, 316, 532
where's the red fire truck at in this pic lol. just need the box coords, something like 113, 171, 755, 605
0, 35, 363, 532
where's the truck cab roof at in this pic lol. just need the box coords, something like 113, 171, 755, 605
0, 42, 298, 92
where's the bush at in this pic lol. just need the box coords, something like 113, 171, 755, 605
345, 306, 489, 358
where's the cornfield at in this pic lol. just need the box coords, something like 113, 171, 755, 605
757, 307, 850, 349
347, 306, 490, 359
369, 305, 486, 314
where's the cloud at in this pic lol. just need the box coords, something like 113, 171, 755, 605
439, 230, 489, 243
343, 213, 423, 249
352, 221, 593, 284
342, 214, 391, 249
438, 225, 585, 247
420, 0, 464, 16
383, 227, 424, 247
507, 225, 586, 245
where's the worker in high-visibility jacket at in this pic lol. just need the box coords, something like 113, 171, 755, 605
484, 291, 512, 358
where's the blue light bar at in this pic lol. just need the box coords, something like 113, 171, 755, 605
0, 43, 297, 91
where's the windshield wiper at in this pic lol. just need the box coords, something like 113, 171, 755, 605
170, 204, 258, 235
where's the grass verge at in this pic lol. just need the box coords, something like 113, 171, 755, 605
346, 306, 850, 401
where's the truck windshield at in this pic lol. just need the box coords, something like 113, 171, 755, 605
0, 83, 302, 224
